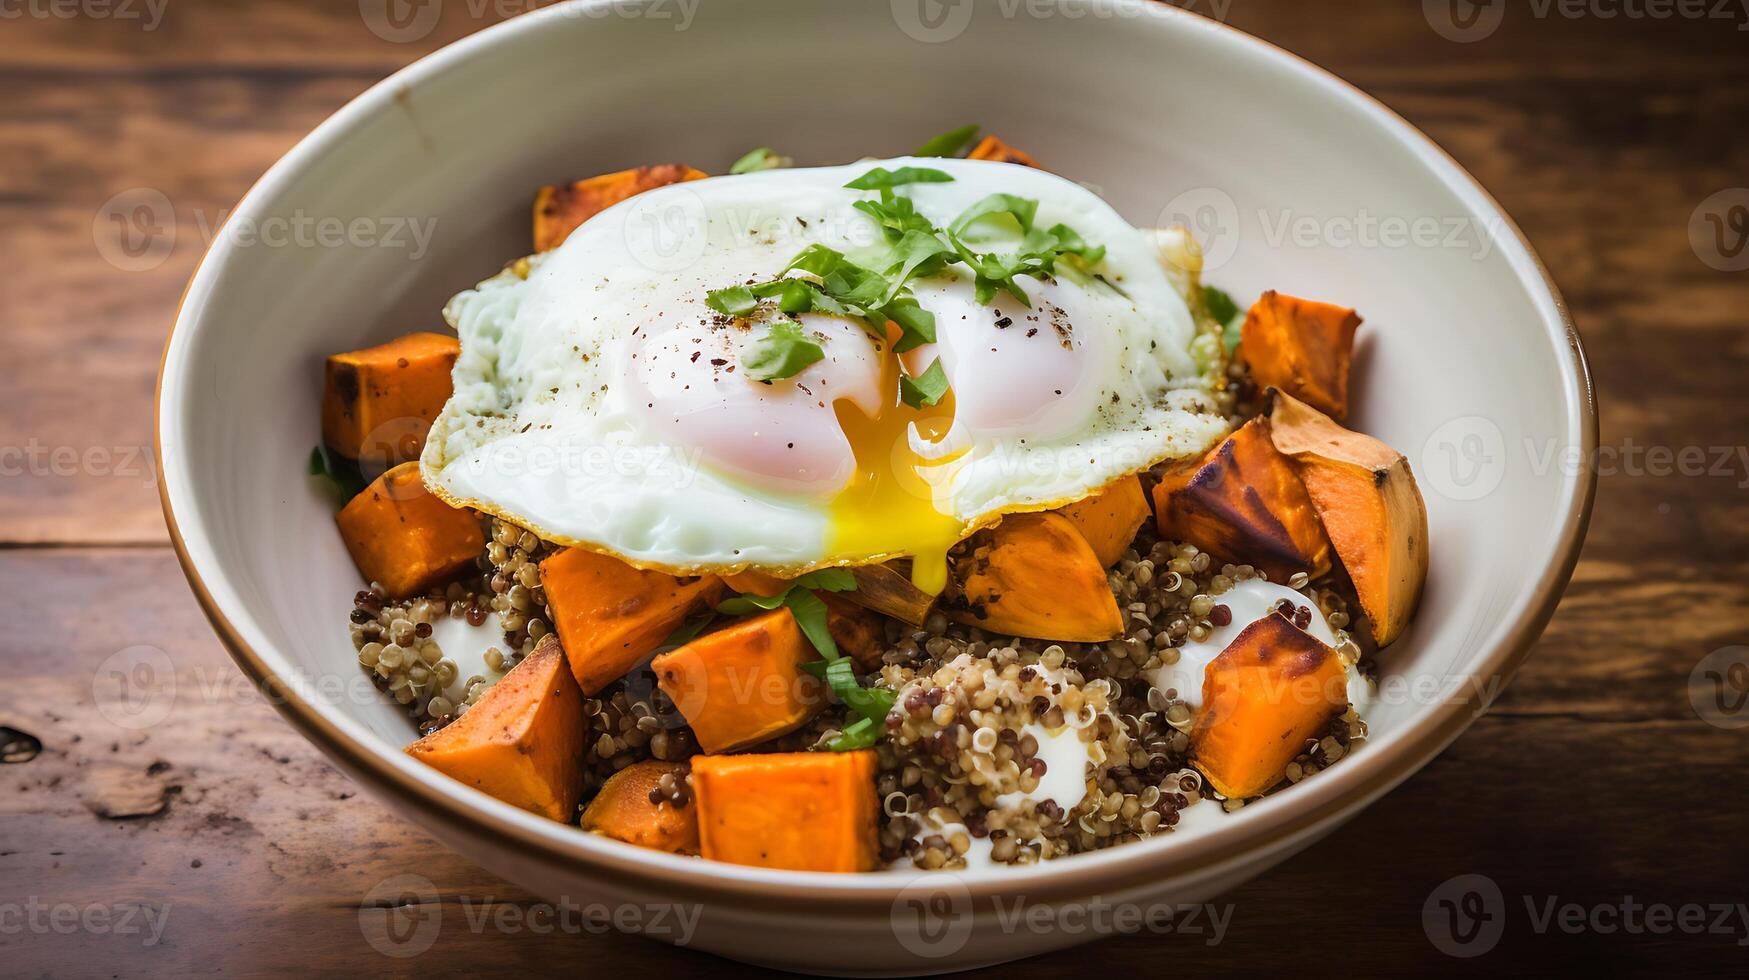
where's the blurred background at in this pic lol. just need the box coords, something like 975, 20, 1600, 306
3, 0, 1747, 974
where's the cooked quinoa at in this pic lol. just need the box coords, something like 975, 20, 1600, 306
348, 492, 1372, 864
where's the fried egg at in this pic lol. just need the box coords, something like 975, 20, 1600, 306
421, 156, 1228, 591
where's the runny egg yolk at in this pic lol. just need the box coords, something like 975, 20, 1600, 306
825, 332, 964, 595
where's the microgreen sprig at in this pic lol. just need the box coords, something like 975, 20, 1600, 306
705, 164, 1109, 414
913, 123, 981, 159
729, 146, 783, 174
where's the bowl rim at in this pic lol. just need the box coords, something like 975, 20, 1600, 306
155, 0, 1597, 912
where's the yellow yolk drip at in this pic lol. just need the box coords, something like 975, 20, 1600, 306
826, 342, 963, 595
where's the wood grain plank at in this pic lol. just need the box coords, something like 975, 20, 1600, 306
0, 70, 375, 543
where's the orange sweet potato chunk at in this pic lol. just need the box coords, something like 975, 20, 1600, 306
1152, 417, 1333, 583
823, 592, 887, 671
1054, 475, 1151, 567
691, 751, 879, 872
322, 332, 459, 463
1238, 291, 1362, 420
405, 636, 585, 821
721, 572, 890, 669
540, 548, 724, 695
335, 462, 484, 598
1268, 390, 1429, 647
945, 511, 1123, 643
967, 134, 1041, 168
1190, 614, 1349, 799
722, 569, 789, 596
652, 609, 826, 753
580, 760, 699, 855
533, 164, 709, 251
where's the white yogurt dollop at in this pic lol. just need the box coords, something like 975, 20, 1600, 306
1169, 798, 1228, 836
891, 818, 1000, 871
996, 722, 1092, 811
1145, 579, 1372, 712
428, 612, 507, 704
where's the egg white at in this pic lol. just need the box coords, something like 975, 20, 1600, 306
421, 157, 1228, 574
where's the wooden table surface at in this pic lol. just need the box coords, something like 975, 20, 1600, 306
5, 1, 1748, 974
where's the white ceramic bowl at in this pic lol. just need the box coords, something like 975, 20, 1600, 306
157, 1, 1595, 973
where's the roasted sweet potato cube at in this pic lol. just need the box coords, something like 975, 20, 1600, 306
722, 572, 888, 669
722, 569, 789, 596
944, 511, 1123, 643
1268, 390, 1428, 647
405, 636, 584, 821
691, 751, 879, 872
1054, 475, 1151, 567
1190, 614, 1349, 798
967, 134, 1040, 168
1238, 291, 1361, 420
580, 760, 699, 855
822, 592, 887, 671
652, 609, 826, 753
540, 548, 724, 695
1152, 417, 1333, 583
322, 332, 459, 463
335, 462, 484, 598
533, 164, 709, 251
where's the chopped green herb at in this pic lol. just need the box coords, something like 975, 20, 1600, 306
740, 320, 825, 381
784, 243, 846, 278
716, 592, 790, 615
853, 196, 937, 242
882, 297, 937, 353
769, 278, 815, 314
729, 146, 780, 175
826, 716, 883, 751
884, 229, 953, 295
1047, 223, 1107, 264
705, 174, 1110, 426
782, 588, 838, 661
913, 124, 980, 158
801, 655, 896, 728
949, 193, 1039, 236
899, 358, 950, 409
705, 284, 759, 317
843, 166, 955, 191
820, 260, 889, 309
